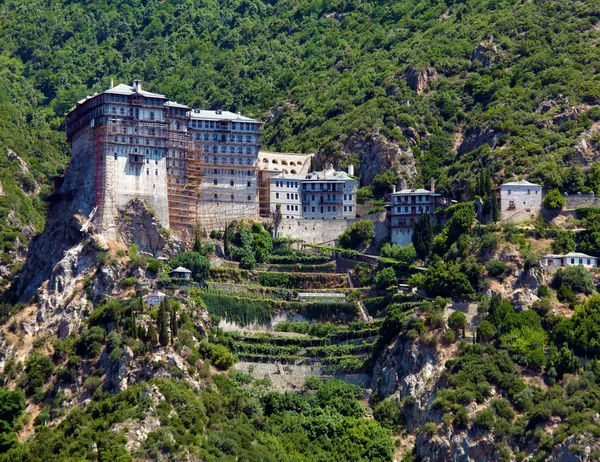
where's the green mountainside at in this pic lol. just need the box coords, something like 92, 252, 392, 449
1, 0, 600, 197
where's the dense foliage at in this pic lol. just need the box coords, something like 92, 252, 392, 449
0, 377, 393, 462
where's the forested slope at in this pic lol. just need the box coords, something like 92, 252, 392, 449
1, 0, 600, 198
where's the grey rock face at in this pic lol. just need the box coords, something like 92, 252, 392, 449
458, 127, 499, 156
317, 129, 417, 186
116, 199, 185, 258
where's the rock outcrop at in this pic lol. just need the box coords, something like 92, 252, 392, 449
458, 126, 499, 156
319, 129, 417, 185
415, 431, 498, 462
116, 199, 185, 258
371, 336, 446, 431
472, 41, 499, 68
404, 66, 438, 94
548, 432, 600, 461
574, 123, 600, 165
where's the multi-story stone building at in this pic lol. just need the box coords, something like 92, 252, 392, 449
499, 179, 542, 221
386, 179, 447, 246
269, 165, 357, 220
65, 80, 262, 239
257, 151, 314, 217
187, 110, 261, 222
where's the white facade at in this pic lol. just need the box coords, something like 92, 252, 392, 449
146, 291, 166, 305
269, 165, 357, 220
188, 110, 261, 219
270, 176, 302, 218
66, 82, 171, 234
543, 252, 598, 269
499, 179, 542, 220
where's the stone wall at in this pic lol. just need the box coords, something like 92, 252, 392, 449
277, 213, 388, 245
564, 193, 600, 210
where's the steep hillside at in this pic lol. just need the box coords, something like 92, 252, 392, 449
1, 0, 600, 196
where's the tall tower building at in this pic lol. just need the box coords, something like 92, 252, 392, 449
65, 80, 262, 240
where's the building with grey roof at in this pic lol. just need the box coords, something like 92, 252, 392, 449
386, 178, 448, 246
269, 165, 357, 220
499, 179, 542, 222
65, 80, 262, 240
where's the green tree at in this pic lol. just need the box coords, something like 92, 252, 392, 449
170, 301, 178, 344
543, 189, 566, 210
158, 300, 170, 347
412, 214, 433, 260
552, 230, 576, 254
338, 220, 375, 249
552, 265, 594, 295
374, 267, 397, 289
569, 295, 600, 357
372, 171, 399, 197
448, 311, 467, 334
170, 252, 210, 281
492, 192, 499, 222
477, 320, 496, 343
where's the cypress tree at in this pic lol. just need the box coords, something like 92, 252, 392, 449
146, 324, 157, 345
492, 190, 499, 222
412, 214, 433, 260
224, 222, 230, 258
170, 302, 178, 344
194, 230, 202, 254
158, 300, 169, 346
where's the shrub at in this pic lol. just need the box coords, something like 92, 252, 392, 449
373, 398, 403, 431
21, 353, 54, 396
170, 252, 210, 281
122, 277, 137, 287
338, 220, 375, 249
443, 330, 456, 344
423, 422, 437, 435
544, 189, 566, 210
538, 284, 551, 298
380, 243, 417, 264
485, 260, 507, 277
473, 410, 495, 430
552, 265, 594, 295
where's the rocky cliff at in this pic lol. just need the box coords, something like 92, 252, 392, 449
315, 129, 417, 185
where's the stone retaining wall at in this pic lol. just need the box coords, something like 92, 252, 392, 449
277, 213, 388, 245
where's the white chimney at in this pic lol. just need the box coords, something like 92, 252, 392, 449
133, 80, 142, 92
347, 164, 354, 176
392, 184, 396, 193
110, 78, 114, 89
430, 177, 435, 193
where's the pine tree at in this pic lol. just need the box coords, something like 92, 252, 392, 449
158, 300, 169, 347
